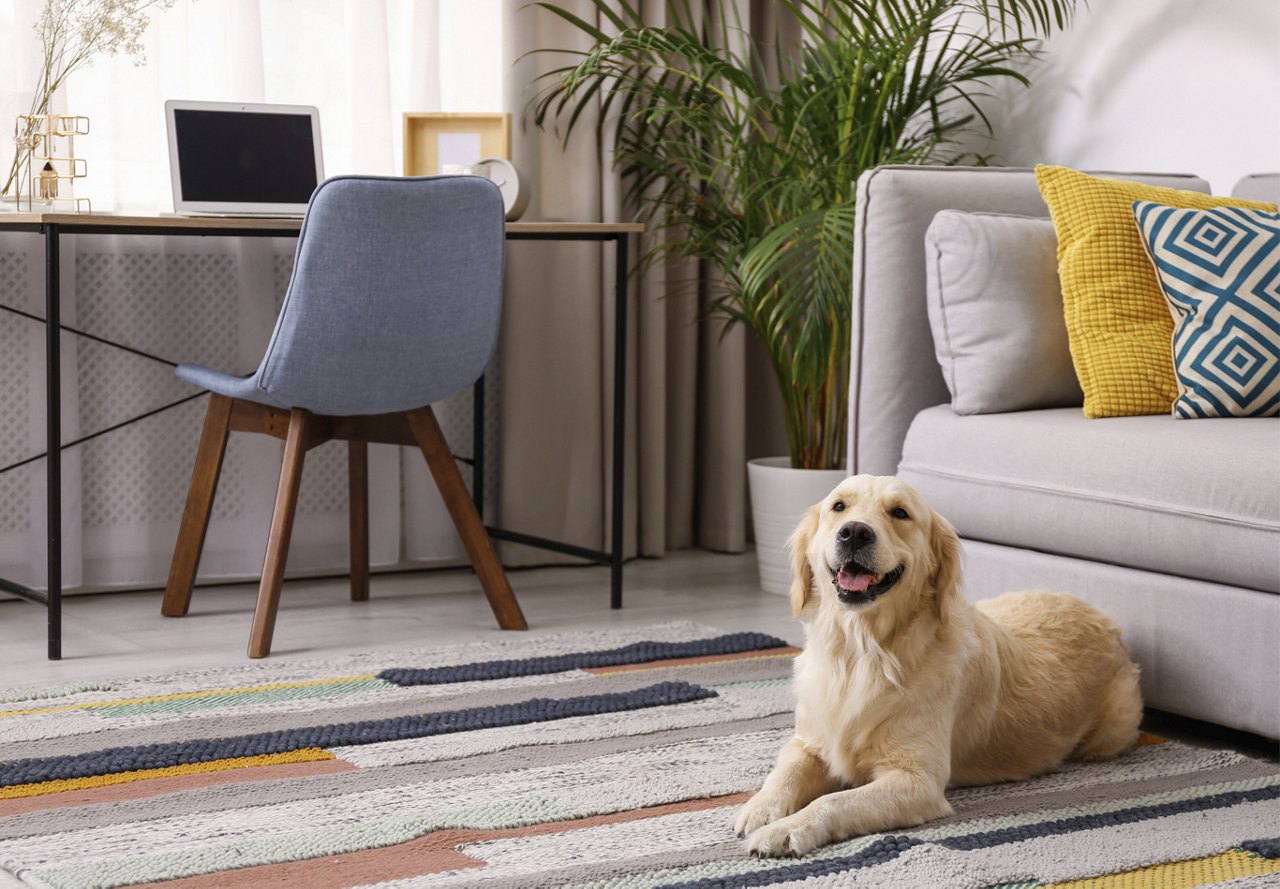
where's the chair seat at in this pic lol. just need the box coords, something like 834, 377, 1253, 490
177, 364, 289, 409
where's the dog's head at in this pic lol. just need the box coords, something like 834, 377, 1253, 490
787, 475, 962, 625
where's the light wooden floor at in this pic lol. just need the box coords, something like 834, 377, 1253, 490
0, 549, 798, 690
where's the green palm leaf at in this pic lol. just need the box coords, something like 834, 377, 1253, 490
530, 0, 1077, 468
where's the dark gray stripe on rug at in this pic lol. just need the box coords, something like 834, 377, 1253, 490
661, 836, 922, 888
1242, 837, 1280, 858
938, 784, 1280, 851
447, 842, 748, 889
0, 682, 716, 788
378, 632, 790, 685
934, 758, 1280, 826
0, 715, 794, 840
2, 656, 792, 760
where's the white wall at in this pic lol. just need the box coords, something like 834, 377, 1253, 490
980, 0, 1280, 195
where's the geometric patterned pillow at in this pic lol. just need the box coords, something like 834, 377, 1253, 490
1132, 201, 1280, 418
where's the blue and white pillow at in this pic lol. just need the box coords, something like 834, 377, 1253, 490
1133, 200, 1279, 418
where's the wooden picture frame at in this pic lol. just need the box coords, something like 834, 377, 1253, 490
403, 113, 511, 176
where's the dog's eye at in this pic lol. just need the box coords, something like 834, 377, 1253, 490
832, 501, 845, 512
890, 506, 910, 520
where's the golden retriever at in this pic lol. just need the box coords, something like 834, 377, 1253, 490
735, 474, 1142, 857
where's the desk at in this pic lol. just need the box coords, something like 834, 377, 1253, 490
0, 212, 643, 659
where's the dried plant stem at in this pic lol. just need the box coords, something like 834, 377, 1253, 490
4, 0, 177, 197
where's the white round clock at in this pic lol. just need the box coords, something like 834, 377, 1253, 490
478, 156, 529, 221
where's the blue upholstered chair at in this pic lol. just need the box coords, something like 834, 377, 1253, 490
162, 175, 527, 658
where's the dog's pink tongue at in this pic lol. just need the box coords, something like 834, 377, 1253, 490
836, 569, 874, 593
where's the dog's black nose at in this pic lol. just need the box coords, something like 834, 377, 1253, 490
837, 522, 875, 549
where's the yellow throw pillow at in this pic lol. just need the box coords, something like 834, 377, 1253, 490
1035, 165, 1277, 418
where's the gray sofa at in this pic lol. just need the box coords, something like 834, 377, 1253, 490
847, 165, 1279, 739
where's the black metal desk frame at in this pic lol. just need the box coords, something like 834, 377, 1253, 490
0, 216, 635, 659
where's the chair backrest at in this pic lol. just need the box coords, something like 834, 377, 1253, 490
253, 174, 506, 416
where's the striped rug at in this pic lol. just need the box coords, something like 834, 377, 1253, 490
0, 621, 1277, 888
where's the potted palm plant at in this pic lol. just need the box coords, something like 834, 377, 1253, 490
532, 0, 1077, 592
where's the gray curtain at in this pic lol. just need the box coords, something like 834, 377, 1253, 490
498, 0, 792, 566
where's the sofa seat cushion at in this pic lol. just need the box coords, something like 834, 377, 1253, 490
897, 406, 1280, 593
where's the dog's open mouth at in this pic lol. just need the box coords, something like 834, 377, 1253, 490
832, 562, 905, 606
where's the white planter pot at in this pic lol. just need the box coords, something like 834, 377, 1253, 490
748, 457, 847, 596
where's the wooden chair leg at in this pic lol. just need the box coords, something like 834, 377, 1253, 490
349, 440, 369, 602
162, 394, 233, 617
406, 406, 528, 631
248, 408, 311, 658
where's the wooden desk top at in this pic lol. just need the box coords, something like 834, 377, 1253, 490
0, 211, 644, 235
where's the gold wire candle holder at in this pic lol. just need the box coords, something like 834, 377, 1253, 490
11, 113, 92, 213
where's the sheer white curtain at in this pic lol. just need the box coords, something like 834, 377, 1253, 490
0, 0, 504, 592
498, 0, 791, 566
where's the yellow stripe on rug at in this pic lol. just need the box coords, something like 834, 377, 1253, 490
0, 675, 379, 718
1044, 849, 1280, 888
0, 748, 336, 799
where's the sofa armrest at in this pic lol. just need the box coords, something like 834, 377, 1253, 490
846, 165, 1210, 476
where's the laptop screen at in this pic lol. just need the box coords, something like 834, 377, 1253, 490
166, 100, 324, 215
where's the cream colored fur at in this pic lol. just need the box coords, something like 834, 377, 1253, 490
735, 475, 1142, 858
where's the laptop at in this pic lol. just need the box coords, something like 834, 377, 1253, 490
165, 100, 324, 217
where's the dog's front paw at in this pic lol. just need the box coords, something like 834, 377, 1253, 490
744, 812, 823, 858
733, 792, 795, 838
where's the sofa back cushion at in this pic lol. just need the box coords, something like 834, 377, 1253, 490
849, 166, 1210, 476
925, 211, 1082, 414
1232, 173, 1280, 203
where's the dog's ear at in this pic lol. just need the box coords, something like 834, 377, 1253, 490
929, 511, 964, 624
787, 504, 822, 617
